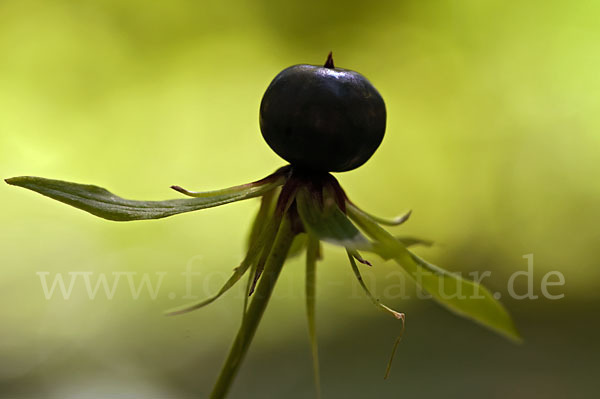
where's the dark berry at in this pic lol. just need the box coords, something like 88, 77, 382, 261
259, 53, 386, 172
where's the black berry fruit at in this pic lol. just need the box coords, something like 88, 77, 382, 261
259, 53, 386, 172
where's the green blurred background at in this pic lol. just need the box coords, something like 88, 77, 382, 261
1, 0, 598, 397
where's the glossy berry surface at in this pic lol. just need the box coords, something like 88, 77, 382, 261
259, 54, 386, 172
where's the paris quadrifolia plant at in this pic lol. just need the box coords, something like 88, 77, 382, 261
6, 53, 520, 399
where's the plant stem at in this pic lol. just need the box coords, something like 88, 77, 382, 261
210, 214, 296, 399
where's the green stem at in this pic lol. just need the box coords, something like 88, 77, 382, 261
210, 214, 296, 399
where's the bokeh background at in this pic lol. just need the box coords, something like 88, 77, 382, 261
1, 0, 599, 398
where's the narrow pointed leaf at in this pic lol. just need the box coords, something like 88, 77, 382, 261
248, 216, 280, 296
248, 183, 298, 296
347, 251, 404, 320
243, 262, 256, 315
350, 250, 372, 266
6, 176, 281, 222
396, 236, 434, 248
171, 172, 285, 198
243, 191, 278, 313
165, 256, 255, 317
246, 189, 278, 250
347, 204, 521, 342
306, 236, 321, 398
165, 213, 282, 316
296, 186, 371, 250
347, 251, 405, 379
348, 203, 412, 226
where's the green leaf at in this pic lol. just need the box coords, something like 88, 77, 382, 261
347, 204, 521, 343
306, 236, 321, 398
6, 176, 282, 221
296, 186, 371, 250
